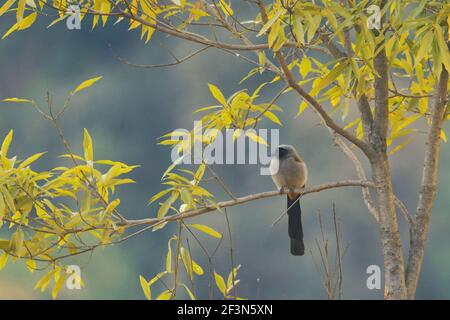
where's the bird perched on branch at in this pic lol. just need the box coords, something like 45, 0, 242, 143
270, 145, 308, 256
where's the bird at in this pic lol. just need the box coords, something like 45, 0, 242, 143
269, 145, 308, 256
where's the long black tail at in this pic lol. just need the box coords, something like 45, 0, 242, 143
287, 196, 305, 256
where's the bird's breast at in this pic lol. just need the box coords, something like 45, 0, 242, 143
270, 157, 308, 191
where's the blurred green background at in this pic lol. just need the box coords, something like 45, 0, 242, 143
0, 8, 449, 300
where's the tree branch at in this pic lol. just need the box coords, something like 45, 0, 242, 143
371, 2, 389, 149
254, 1, 372, 157
406, 59, 449, 299
121, 180, 374, 228
275, 51, 372, 157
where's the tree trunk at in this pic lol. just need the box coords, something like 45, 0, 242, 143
370, 154, 407, 299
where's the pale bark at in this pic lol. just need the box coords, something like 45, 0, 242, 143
370, 155, 407, 299
369, 4, 407, 298
405, 65, 449, 299
122, 180, 374, 227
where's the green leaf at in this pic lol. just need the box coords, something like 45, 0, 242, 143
188, 224, 222, 239
73, 76, 103, 94
180, 247, 193, 279
10, 229, 24, 255
166, 237, 175, 272
415, 30, 433, 65
408, 0, 427, 19
180, 283, 196, 300
434, 25, 450, 72
157, 192, 178, 219
1, 186, 16, 215
313, 62, 347, 95
257, 8, 284, 37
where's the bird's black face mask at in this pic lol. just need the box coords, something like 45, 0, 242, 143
277, 147, 289, 159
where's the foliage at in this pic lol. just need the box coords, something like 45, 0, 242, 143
0, 127, 137, 298
0, 0, 449, 299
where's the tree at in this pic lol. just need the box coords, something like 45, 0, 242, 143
0, 0, 449, 300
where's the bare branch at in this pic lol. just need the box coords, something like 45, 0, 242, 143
110, 44, 213, 69
121, 180, 374, 228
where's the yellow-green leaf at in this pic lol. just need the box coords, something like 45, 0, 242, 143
313, 62, 347, 95
180, 247, 193, 279
219, 0, 233, 16
296, 100, 308, 117
139, 275, 152, 300
0, 252, 8, 271
156, 289, 172, 300
188, 223, 222, 239
1, 186, 16, 215
214, 271, 227, 296
18, 152, 46, 169
149, 188, 173, 205
18, 11, 36, 30
257, 8, 284, 37
52, 273, 67, 299
148, 271, 169, 286
166, 237, 174, 272
441, 130, 447, 143
245, 131, 268, 145
26, 259, 36, 272
0, 0, 16, 17
73, 76, 103, 94
83, 128, 94, 162
2, 11, 36, 39
16, 0, 25, 22
157, 192, 178, 219
1, 130, 13, 157
389, 137, 414, 155
34, 269, 56, 292
181, 283, 196, 300
2, 98, 32, 103
415, 30, 433, 65
208, 83, 227, 106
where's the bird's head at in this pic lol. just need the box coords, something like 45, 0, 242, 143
273, 144, 297, 160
